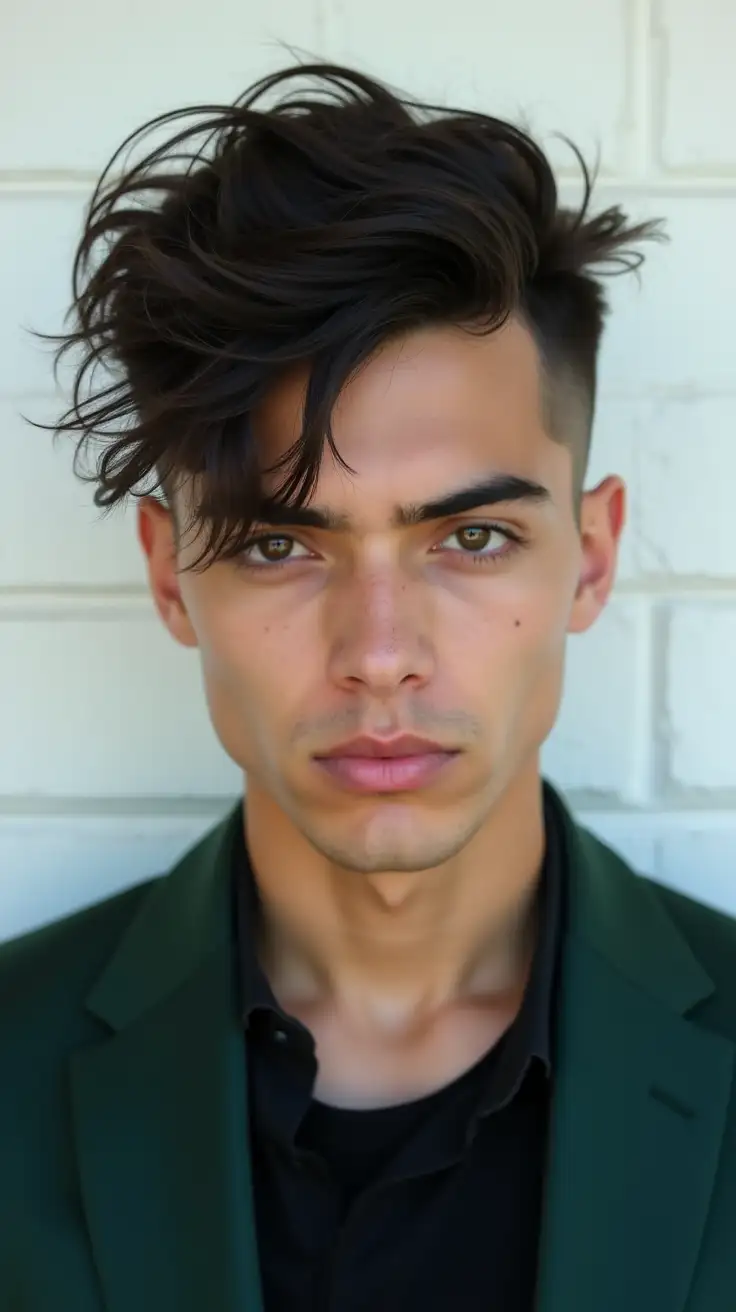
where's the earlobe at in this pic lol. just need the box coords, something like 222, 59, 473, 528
567, 476, 625, 635
568, 563, 607, 636
158, 584, 199, 649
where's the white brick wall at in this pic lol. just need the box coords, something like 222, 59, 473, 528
2, 0, 735, 941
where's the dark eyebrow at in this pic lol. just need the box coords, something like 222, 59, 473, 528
256, 475, 551, 532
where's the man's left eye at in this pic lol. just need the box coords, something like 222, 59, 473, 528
441, 525, 510, 555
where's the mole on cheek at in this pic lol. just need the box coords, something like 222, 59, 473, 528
514, 619, 521, 627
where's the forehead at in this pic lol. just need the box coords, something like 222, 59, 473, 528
253, 318, 568, 514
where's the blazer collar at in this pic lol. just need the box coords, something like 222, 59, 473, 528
83, 800, 242, 1032
558, 794, 714, 1014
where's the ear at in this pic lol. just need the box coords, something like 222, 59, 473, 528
567, 476, 626, 635
137, 498, 199, 649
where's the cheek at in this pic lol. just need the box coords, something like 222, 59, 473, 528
508, 603, 570, 710
447, 581, 570, 751
503, 589, 571, 738
188, 586, 289, 686
514, 592, 570, 662
197, 637, 286, 775
450, 579, 567, 679
509, 550, 577, 648
193, 602, 317, 748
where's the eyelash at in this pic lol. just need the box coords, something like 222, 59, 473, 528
234, 522, 527, 573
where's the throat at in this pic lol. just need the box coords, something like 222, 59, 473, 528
296, 992, 523, 1110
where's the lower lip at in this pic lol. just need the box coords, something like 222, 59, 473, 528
314, 752, 459, 793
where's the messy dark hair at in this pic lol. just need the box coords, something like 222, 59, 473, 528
37, 60, 663, 571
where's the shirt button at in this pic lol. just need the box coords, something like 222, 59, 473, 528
273, 1028, 288, 1044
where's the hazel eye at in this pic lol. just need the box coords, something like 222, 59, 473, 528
240, 535, 310, 567
439, 524, 516, 557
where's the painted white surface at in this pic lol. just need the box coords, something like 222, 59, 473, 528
2, 0, 735, 941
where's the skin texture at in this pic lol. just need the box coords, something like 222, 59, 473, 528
138, 318, 624, 1107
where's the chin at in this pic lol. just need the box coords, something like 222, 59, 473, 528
309, 810, 471, 874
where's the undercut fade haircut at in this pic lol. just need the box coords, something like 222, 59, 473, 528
36, 61, 664, 571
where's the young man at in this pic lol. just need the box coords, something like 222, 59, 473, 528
2, 60, 735, 1312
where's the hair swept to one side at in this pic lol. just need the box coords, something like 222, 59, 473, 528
34, 59, 665, 571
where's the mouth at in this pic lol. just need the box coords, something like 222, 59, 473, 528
313, 736, 461, 794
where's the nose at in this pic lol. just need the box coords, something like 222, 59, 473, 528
326, 567, 435, 696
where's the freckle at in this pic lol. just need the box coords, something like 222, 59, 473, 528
514, 619, 521, 627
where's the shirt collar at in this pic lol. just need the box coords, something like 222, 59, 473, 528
481, 780, 566, 1107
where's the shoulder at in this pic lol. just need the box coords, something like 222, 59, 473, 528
653, 876, 736, 945
650, 877, 736, 1000
0, 877, 160, 1042
569, 806, 736, 1033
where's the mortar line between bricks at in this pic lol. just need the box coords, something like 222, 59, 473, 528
624, 0, 654, 178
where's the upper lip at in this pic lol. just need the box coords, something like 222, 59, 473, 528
317, 735, 454, 759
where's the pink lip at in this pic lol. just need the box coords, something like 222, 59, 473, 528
315, 751, 459, 793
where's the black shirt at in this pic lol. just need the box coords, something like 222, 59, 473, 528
232, 781, 566, 1311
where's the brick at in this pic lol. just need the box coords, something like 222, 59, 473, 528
0, 194, 89, 395
667, 606, 736, 790
321, 0, 634, 174
560, 803, 736, 920
565, 805, 658, 877
634, 396, 736, 578
577, 808, 736, 920
0, 1, 322, 172
657, 0, 736, 171
656, 819, 736, 919
0, 614, 241, 797
542, 600, 650, 799
0, 811, 227, 944
0, 399, 144, 586
597, 197, 736, 393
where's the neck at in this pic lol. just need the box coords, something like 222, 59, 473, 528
242, 767, 546, 1038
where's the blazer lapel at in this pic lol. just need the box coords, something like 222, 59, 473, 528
68, 803, 263, 1312
536, 806, 735, 1312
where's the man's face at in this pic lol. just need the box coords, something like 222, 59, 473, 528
139, 319, 623, 874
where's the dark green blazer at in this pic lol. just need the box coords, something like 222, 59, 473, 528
2, 785, 736, 1311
